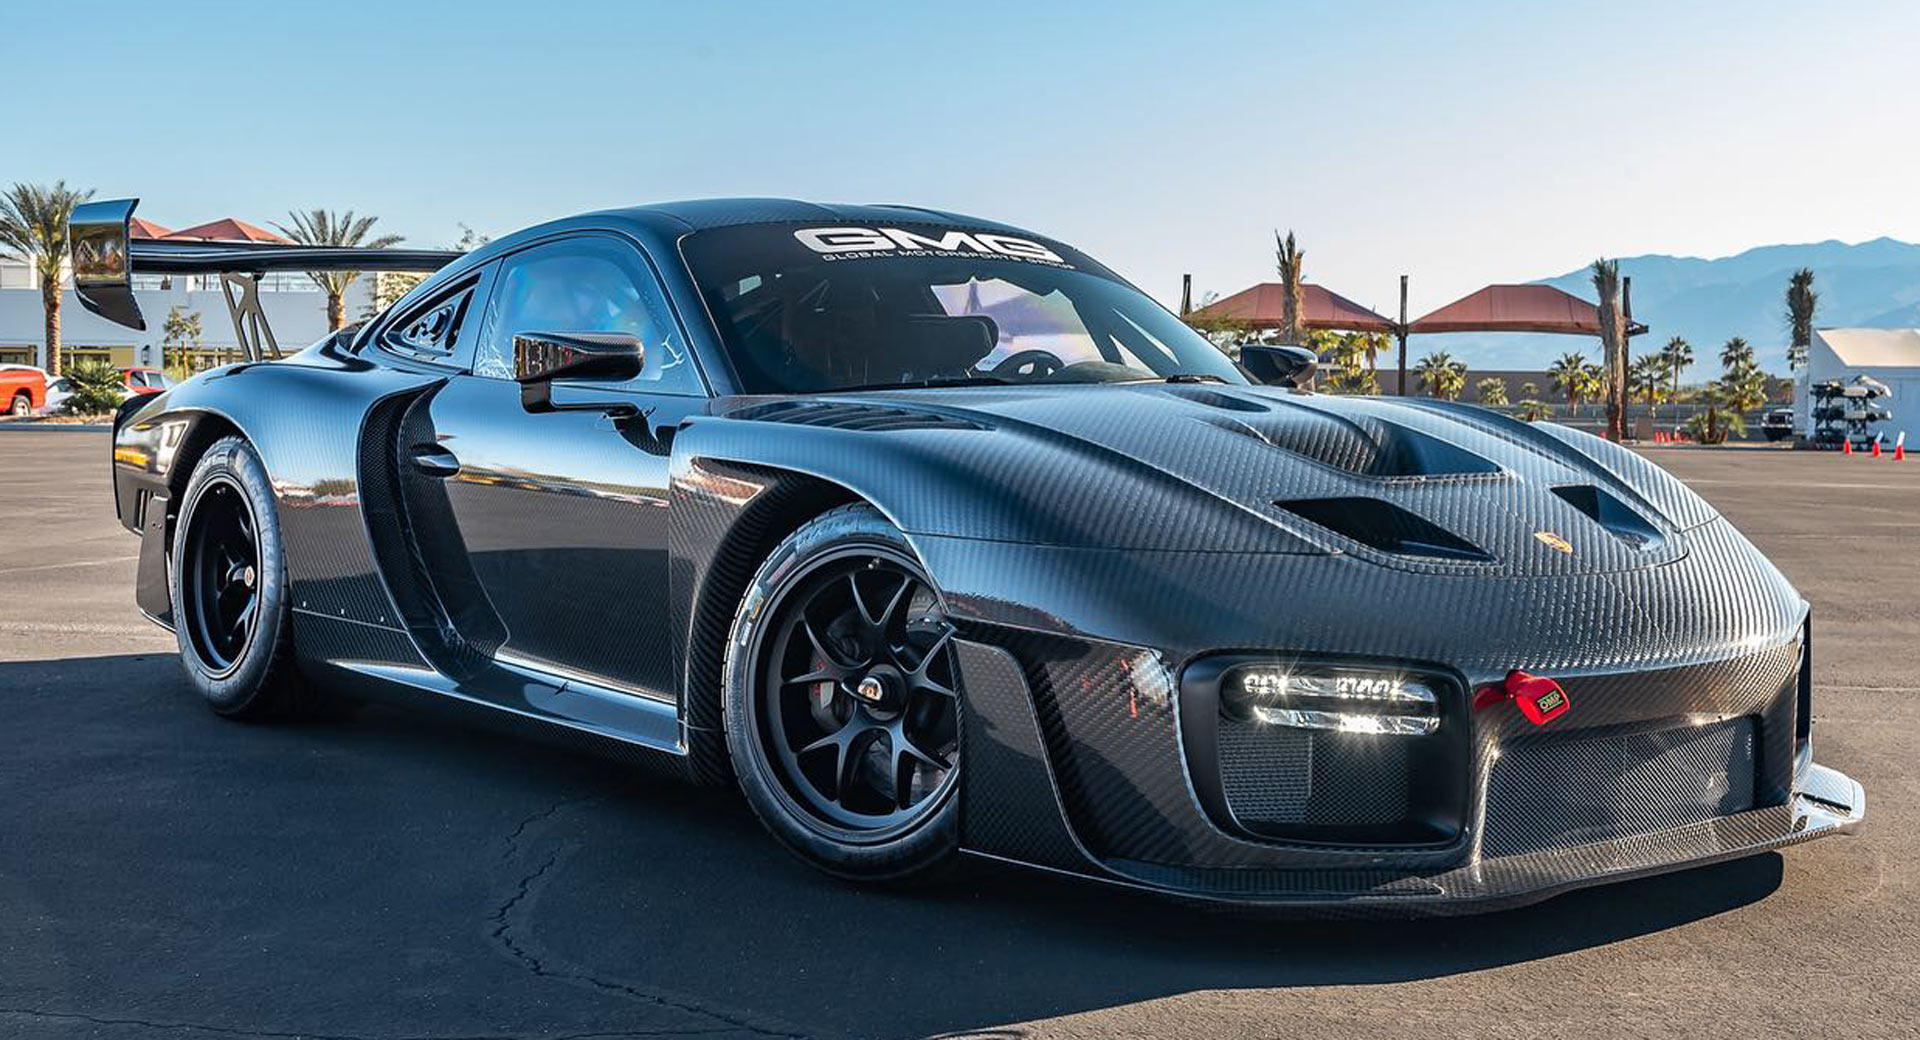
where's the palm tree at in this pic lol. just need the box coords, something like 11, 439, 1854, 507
1660, 336, 1693, 401
1686, 381, 1735, 444
1415, 351, 1467, 400
1548, 351, 1590, 413
1690, 362, 1769, 444
161, 305, 204, 374
0, 181, 94, 377
1358, 332, 1386, 374
1719, 336, 1755, 373
1580, 362, 1606, 414
1519, 381, 1541, 399
1785, 268, 1818, 371
1629, 354, 1668, 409
271, 209, 403, 330
1720, 361, 1769, 417
1273, 230, 1306, 345
1590, 259, 1627, 440
1475, 377, 1509, 406
1317, 330, 1360, 373
1514, 399, 1552, 422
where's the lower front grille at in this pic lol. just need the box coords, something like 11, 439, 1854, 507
1215, 721, 1453, 844
1482, 717, 1757, 857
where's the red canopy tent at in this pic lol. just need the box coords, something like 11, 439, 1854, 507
163, 218, 292, 244
1187, 282, 1397, 334
1182, 273, 1646, 400
1409, 284, 1647, 337
128, 217, 175, 240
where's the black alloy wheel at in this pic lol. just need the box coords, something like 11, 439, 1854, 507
169, 435, 314, 719
726, 504, 964, 880
181, 475, 262, 677
760, 549, 959, 838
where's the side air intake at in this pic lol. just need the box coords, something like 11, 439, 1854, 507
1277, 497, 1492, 562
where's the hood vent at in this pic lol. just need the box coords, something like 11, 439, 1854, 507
1551, 485, 1662, 547
1278, 497, 1492, 562
1160, 386, 1273, 413
730, 400, 986, 432
1212, 412, 1499, 480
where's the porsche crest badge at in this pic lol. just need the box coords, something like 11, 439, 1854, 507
1533, 531, 1574, 554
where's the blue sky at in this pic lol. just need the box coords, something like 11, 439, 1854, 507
11, 0, 1919, 314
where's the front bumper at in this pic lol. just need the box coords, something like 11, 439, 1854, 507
952, 630, 1865, 914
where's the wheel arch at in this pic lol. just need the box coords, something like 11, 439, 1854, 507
163, 410, 249, 501
680, 463, 867, 785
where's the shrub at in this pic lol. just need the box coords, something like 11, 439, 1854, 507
62, 361, 126, 415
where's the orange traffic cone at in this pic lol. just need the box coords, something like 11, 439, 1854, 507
1873, 440, 1883, 458
1896, 433, 1908, 461
1843, 439, 1853, 455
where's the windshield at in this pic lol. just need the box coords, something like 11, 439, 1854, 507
682, 222, 1246, 394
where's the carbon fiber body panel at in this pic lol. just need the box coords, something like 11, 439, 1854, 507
103, 198, 1863, 911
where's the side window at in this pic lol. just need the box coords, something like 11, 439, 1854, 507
472, 236, 699, 395
382, 280, 477, 360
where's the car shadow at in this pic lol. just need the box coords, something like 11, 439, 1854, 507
1, 653, 1784, 1040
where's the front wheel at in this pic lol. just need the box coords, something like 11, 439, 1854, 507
169, 436, 314, 719
724, 505, 963, 881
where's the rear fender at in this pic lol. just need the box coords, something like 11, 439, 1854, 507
110, 357, 442, 631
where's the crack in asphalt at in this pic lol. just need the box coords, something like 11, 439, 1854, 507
0, 1005, 741, 1040
501, 794, 604, 863
488, 797, 811, 1040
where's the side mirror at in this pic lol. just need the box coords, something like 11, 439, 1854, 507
1238, 344, 1318, 388
513, 331, 644, 414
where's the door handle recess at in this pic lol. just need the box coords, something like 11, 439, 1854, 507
410, 445, 461, 478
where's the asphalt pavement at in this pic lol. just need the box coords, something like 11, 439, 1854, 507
1, 430, 1914, 1039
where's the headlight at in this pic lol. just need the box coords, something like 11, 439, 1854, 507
1221, 664, 1440, 735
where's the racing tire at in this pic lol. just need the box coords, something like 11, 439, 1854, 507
169, 436, 316, 720
724, 504, 963, 882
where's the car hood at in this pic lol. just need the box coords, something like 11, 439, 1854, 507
743, 382, 1720, 578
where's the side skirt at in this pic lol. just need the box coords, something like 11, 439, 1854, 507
293, 612, 691, 774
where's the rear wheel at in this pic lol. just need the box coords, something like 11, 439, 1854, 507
724, 505, 962, 881
9, 392, 29, 417
169, 436, 314, 719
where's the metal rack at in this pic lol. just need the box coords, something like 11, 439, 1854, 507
1808, 376, 1894, 448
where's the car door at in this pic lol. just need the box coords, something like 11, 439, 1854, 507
411, 233, 707, 702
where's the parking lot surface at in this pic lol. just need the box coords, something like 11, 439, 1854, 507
1, 431, 1915, 1039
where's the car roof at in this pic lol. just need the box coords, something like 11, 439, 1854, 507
608, 198, 1036, 235
444, 198, 1051, 276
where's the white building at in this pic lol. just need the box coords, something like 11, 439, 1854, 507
0, 215, 375, 371
1796, 328, 1920, 441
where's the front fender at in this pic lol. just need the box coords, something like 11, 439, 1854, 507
669, 412, 1325, 554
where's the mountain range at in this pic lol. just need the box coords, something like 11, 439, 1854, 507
1427, 237, 1920, 378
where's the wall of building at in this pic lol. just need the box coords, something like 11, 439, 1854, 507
0, 265, 376, 369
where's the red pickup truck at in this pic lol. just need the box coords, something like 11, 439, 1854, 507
121, 367, 173, 396
1, 364, 48, 416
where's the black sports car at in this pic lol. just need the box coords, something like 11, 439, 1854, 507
77, 197, 1862, 912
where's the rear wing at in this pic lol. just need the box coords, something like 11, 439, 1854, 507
70, 198, 463, 361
